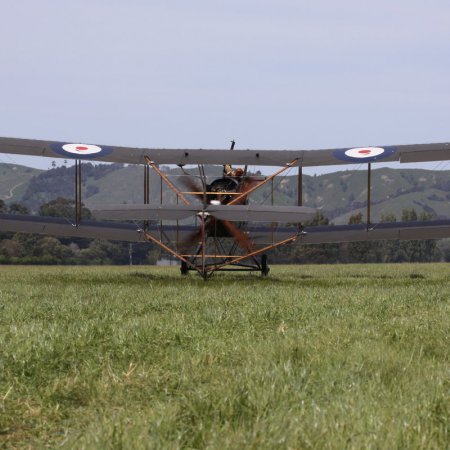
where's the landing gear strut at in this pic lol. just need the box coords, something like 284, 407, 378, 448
180, 260, 189, 275
261, 254, 270, 276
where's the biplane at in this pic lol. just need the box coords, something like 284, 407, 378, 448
0, 137, 449, 279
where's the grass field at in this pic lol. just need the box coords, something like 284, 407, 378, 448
0, 264, 449, 449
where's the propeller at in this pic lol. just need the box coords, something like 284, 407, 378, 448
179, 215, 255, 255
173, 159, 260, 254
227, 175, 262, 205
221, 219, 255, 253
178, 175, 204, 202
177, 169, 208, 251
179, 215, 215, 253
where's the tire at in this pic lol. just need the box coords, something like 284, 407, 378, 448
261, 254, 270, 276
180, 260, 189, 275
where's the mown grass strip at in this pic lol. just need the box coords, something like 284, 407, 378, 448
0, 264, 448, 449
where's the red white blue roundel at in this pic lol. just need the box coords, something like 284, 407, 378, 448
333, 146, 396, 163
51, 142, 113, 159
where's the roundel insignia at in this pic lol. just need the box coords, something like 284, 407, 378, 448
333, 146, 396, 163
51, 142, 113, 159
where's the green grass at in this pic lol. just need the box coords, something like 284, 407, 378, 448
0, 264, 449, 449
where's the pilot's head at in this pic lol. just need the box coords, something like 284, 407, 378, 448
234, 168, 244, 177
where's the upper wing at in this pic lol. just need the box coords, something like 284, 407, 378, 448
0, 136, 449, 167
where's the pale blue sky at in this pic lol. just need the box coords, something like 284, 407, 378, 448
0, 0, 449, 173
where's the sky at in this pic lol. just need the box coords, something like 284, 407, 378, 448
0, 0, 449, 174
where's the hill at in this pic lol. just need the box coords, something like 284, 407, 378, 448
0, 164, 42, 203
1, 162, 449, 224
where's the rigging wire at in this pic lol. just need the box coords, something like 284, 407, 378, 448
439, 161, 450, 170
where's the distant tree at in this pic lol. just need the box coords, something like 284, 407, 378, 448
78, 240, 129, 265
304, 211, 330, 226
8, 203, 29, 215
348, 212, 364, 225
39, 197, 91, 220
0, 239, 25, 258
35, 237, 74, 262
389, 209, 440, 262
378, 213, 398, 262
437, 239, 450, 262
380, 213, 397, 223
13, 233, 42, 257
401, 208, 418, 222
0, 196, 159, 265
293, 242, 340, 264
289, 212, 340, 264
344, 212, 382, 263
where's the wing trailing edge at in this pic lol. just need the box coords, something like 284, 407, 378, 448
0, 136, 448, 167
1, 214, 449, 245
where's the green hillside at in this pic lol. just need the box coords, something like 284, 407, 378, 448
0, 164, 42, 203
3, 163, 450, 223
299, 168, 450, 222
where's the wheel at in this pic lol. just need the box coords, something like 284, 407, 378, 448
261, 254, 270, 276
180, 260, 189, 275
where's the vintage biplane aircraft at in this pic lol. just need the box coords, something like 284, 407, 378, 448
0, 136, 449, 279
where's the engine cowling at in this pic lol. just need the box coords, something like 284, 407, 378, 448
207, 177, 239, 205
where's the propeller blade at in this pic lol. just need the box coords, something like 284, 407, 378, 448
178, 175, 204, 196
208, 205, 317, 223
221, 220, 255, 253
231, 176, 263, 205
179, 228, 202, 251
93, 204, 200, 221
179, 216, 216, 251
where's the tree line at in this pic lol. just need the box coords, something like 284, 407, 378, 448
273, 210, 450, 264
0, 198, 449, 265
0, 198, 158, 265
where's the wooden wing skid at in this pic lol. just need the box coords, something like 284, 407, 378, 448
0, 136, 449, 167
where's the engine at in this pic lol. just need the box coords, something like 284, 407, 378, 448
207, 177, 239, 205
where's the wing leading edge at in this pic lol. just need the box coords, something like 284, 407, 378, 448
1, 214, 449, 245
0, 137, 448, 167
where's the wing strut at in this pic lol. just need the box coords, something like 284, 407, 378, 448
141, 229, 201, 275
144, 156, 190, 205
228, 159, 298, 205
207, 234, 299, 273
367, 163, 371, 230
75, 160, 82, 226
143, 163, 150, 231
298, 165, 302, 207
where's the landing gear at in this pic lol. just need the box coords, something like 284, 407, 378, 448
261, 254, 270, 276
180, 260, 189, 275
